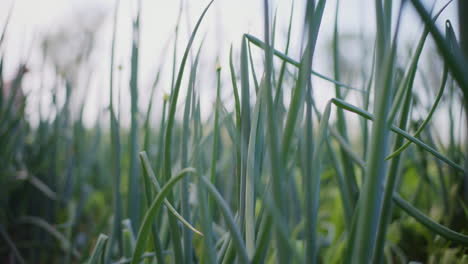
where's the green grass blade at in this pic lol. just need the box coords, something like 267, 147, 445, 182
301, 1, 327, 262
350, 8, 420, 256
228, 46, 242, 218
162, 2, 213, 262
155, 98, 168, 182
372, 8, 454, 261
387, 20, 453, 160
247, 41, 260, 93
122, 219, 136, 258
143, 70, 161, 152
229, 45, 241, 138
88, 234, 109, 264
140, 152, 203, 236
108, 0, 123, 258
163, 0, 213, 178
210, 65, 222, 184
170, 8, 182, 92
305, 93, 330, 263
130, 168, 196, 264
139, 152, 166, 264
329, 128, 366, 168
196, 162, 216, 263
128, 0, 142, 232
281, 62, 306, 159
123, 231, 133, 259
410, 0, 468, 100
361, 45, 376, 160
387, 65, 448, 160
244, 34, 365, 93
206, 63, 222, 239
387, 1, 451, 125
393, 194, 468, 246
244, 79, 265, 259
326, 138, 353, 226
332, 0, 359, 211
201, 176, 250, 263
373, 44, 415, 264
239, 35, 252, 244
163, 0, 213, 181
220, 237, 235, 264
273, 0, 294, 111
251, 214, 272, 264
262, 0, 289, 261
330, 98, 465, 172
181, 42, 203, 264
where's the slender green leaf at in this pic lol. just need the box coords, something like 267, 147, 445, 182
201, 176, 250, 264
393, 194, 468, 246
130, 168, 196, 264
88, 234, 109, 264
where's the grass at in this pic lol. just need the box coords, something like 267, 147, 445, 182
1, 0, 468, 263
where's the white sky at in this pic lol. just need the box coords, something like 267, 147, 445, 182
0, 0, 464, 141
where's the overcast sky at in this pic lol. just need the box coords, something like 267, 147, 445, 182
0, 0, 463, 140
